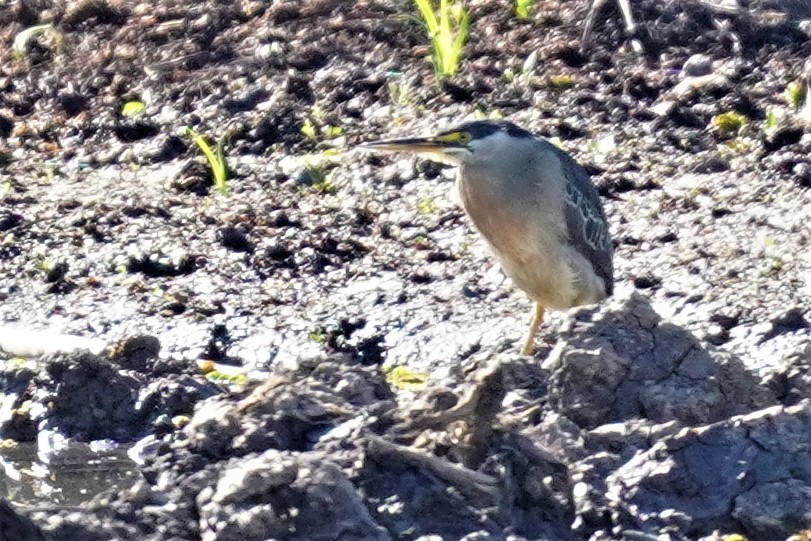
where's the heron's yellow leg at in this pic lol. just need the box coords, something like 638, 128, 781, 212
521, 303, 545, 355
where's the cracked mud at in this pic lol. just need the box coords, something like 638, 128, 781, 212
1, 0, 810, 540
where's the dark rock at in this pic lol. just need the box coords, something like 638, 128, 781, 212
0, 115, 13, 138
114, 121, 159, 142
547, 291, 776, 429
59, 93, 87, 116
691, 156, 729, 173
0, 499, 45, 541
603, 402, 811, 540
763, 125, 803, 152
0, 367, 37, 441
632, 274, 661, 289
0, 211, 23, 231
108, 335, 161, 372
440, 80, 474, 102
217, 227, 254, 253
127, 251, 201, 277
37, 352, 143, 441
682, 54, 713, 77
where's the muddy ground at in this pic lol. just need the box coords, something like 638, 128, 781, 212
0, 0, 810, 539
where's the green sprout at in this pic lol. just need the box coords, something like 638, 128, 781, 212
413, 0, 470, 79
711, 111, 747, 135
121, 101, 145, 117
12, 23, 54, 60
473, 107, 503, 120
548, 74, 575, 89
384, 365, 428, 391
181, 127, 229, 195
301, 118, 317, 139
724, 138, 752, 153
301, 117, 343, 141
515, 0, 533, 19
785, 80, 806, 108
311, 169, 337, 194
416, 197, 439, 215
388, 81, 414, 106
765, 109, 779, 131
322, 125, 343, 139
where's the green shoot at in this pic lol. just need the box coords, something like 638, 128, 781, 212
473, 107, 503, 120
323, 125, 343, 138
515, 0, 533, 19
763, 108, 786, 136
384, 365, 428, 391
301, 118, 317, 139
785, 80, 805, 108
309, 169, 336, 194
724, 138, 752, 153
417, 197, 439, 215
308, 329, 327, 343
121, 101, 146, 117
548, 74, 575, 89
711, 111, 747, 135
413, 0, 469, 78
12, 24, 54, 60
765, 109, 779, 130
181, 127, 229, 195
388, 81, 414, 106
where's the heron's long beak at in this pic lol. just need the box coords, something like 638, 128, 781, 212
359, 136, 462, 154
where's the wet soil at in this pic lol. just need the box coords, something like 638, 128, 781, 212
0, 0, 810, 540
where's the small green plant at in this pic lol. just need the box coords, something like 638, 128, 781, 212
417, 197, 439, 215
302, 161, 337, 194
301, 118, 317, 139
765, 109, 779, 131
724, 137, 752, 153
384, 365, 428, 391
473, 107, 503, 120
711, 111, 747, 135
12, 23, 54, 60
322, 124, 343, 138
181, 127, 229, 195
311, 171, 336, 194
206, 371, 248, 385
35, 256, 55, 273
785, 80, 805, 108
413, 0, 469, 78
388, 81, 414, 106
548, 74, 575, 89
515, 0, 533, 19
413, 234, 431, 249
763, 108, 787, 138
121, 101, 145, 117
301, 117, 343, 141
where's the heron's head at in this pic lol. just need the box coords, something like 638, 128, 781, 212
360, 120, 534, 166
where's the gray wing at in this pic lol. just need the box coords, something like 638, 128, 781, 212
548, 143, 614, 295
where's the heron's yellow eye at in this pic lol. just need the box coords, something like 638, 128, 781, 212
457, 132, 472, 143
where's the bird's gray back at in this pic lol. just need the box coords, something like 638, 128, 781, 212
543, 140, 614, 295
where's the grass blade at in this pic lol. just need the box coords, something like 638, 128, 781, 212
182, 127, 230, 195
